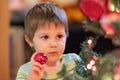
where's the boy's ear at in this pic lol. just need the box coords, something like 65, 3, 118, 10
25, 35, 33, 47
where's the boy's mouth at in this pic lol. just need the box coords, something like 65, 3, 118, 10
49, 52, 58, 55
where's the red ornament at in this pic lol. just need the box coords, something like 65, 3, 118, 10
34, 53, 48, 65
79, 0, 104, 21
99, 14, 114, 35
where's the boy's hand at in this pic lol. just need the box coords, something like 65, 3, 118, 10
28, 52, 46, 80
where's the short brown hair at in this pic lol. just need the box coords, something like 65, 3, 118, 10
24, 2, 68, 40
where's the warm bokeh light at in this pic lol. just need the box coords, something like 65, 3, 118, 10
93, 55, 98, 60
92, 66, 96, 71
90, 60, 95, 65
87, 39, 92, 45
110, 4, 115, 11
87, 64, 92, 70
114, 73, 120, 80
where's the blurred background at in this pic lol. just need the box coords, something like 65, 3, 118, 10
1, 0, 120, 80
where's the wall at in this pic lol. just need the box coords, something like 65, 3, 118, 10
0, 0, 10, 80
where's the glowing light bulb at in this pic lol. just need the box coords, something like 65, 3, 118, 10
114, 74, 120, 80
87, 39, 92, 45
92, 66, 96, 71
110, 4, 115, 11
87, 64, 92, 70
90, 60, 95, 65
106, 31, 110, 34
93, 55, 98, 60
116, 8, 120, 13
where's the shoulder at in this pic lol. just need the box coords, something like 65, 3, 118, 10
62, 53, 82, 62
59, 53, 82, 77
16, 62, 31, 79
17, 62, 31, 73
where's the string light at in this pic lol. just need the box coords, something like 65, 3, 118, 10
87, 64, 92, 70
106, 31, 110, 34
116, 8, 120, 13
109, 2, 120, 13
110, 4, 115, 11
87, 39, 92, 45
93, 55, 98, 60
92, 66, 97, 71
87, 39, 93, 48
114, 74, 120, 80
90, 60, 95, 65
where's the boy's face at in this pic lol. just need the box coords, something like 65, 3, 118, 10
27, 22, 67, 63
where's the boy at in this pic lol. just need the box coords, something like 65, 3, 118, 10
16, 2, 83, 80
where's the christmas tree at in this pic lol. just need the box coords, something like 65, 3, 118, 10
75, 0, 120, 80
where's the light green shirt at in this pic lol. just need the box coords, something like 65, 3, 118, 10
16, 53, 84, 80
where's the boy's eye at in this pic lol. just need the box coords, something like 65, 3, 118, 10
41, 36, 49, 39
57, 35, 63, 39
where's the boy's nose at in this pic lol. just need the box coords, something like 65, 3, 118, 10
49, 40, 57, 48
